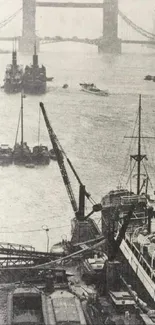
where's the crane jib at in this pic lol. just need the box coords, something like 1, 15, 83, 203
39, 102, 78, 215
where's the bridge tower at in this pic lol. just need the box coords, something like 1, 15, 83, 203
99, 0, 121, 54
19, 0, 39, 53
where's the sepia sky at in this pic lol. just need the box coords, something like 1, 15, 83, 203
0, 0, 154, 39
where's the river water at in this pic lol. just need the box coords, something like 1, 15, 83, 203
0, 43, 155, 251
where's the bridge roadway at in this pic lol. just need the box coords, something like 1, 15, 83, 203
0, 36, 155, 46
36, 2, 104, 8
41, 38, 155, 46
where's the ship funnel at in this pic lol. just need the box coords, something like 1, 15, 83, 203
12, 39, 17, 67
33, 42, 38, 67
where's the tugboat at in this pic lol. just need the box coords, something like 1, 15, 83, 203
32, 145, 50, 165
13, 92, 33, 165
3, 45, 23, 93
79, 83, 109, 96
22, 44, 47, 94
0, 144, 13, 165
62, 83, 69, 89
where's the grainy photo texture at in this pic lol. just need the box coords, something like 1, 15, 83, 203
0, 0, 154, 324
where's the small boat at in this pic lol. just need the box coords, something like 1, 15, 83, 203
13, 92, 32, 165
46, 77, 54, 82
32, 145, 50, 165
0, 144, 13, 165
144, 75, 153, 81
62, 83, 69, 89
79, 83, 109, 96
7, 286, 45, 325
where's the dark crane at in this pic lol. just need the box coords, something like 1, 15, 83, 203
39, 102, 102, 244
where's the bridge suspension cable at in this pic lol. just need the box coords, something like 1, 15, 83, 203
0, 8, 22, 30
118, 10, 155, 40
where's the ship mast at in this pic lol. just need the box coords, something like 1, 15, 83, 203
33, 42, 38, 67
21, 91, 24, 148
12, 39, 17, 67
126, 95, 147, 195
132, 95, 146, 195
137, 94, 141, 195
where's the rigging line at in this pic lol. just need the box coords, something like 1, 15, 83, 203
13, 215, 68, 227
118, 111, 139, 185
142, 161, 154, 190
0, 224, 70, 234
125, 160, 136, 187
1, 214, 70, 228
142, 132, 155, 180
38, 106, 41, 146
142, 135, 155, 172
120, 160, 131, 188
14, 109, 21, 147
53, 130, 97, 206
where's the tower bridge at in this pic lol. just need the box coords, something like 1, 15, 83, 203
19, 0, 121, 53
1, 0, 155, 54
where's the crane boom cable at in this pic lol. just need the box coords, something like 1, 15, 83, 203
14, 109, 21, 147
41, 105, 96, 206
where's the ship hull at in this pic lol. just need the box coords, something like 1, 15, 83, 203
13, 153, 32, 165
13, 145, 32, 166
32, 146, 50, 165
0, 155, 13, 165
119, 237, 155, 304
13, 156, 32, 165
32, 154, 50, 165
4, 82, 22, 94
81, 88, 109, 96
23, 82, 46, 94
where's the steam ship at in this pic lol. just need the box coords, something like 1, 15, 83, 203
101, 95, 155, 304
22, 45, 46, 94
3, 48, 23, 93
